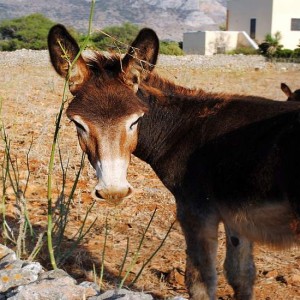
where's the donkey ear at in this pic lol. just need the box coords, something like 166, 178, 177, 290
48, 24, 90, 94
121, 28, 159, 93
281, 82, 292, 99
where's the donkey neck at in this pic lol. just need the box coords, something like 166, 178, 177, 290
133, 89, 300, 191
133, 91, 223, 190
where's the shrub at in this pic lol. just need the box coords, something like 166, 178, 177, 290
227, 47, 259, 55
275, 48, 294, 58
0, 14, 56, 51
89, 22, 140, 51
159, 41, 184, 55
258, 31, 283, 58
293, 48, 300, 58
89, 23, 183, 55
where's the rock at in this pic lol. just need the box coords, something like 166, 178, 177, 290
6, 275, 97, 300
90, 288, 153, 300
38, 268, 74, 282
288, 274, 300, 286
80, 281, 101, 293
0, 245, 17, 265
1, 244, 188, 300
0, 259, 23, 271
264, 269, 278, 278
22, 262, 43, 275
0, 259, 43, 293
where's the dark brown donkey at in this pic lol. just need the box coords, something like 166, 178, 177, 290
48, 25, 300, 300
281, 82, 300, 101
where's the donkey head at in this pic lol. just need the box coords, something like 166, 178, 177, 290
281, 83, 300, 102
48, 25, 159, 204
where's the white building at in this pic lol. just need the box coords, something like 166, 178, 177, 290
183, 30, 257, 55
227, 0, 300, 50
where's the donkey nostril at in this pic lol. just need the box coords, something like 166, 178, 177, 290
127, 186, 133, 197
95, 189, 104, 200
93, 186, 134, 202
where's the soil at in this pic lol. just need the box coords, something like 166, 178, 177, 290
0, 52, 299, 300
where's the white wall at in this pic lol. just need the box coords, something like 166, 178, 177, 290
205, 31, 239, 55
183, 31, 256, 55
227, 0, 273, 43
227, 0, 300, 49
272, 0, 300, 49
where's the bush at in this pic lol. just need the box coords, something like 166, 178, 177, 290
258, 42, 271, 56
293, 48, 300, 58
89, 22, 140, 51
258, 43, 300, 62
159, 41, 184, 55
0, 14, 56, 51
88, 22, 183, 55
227, 47, 259, 55
258, 32, 283, 58
0, 15, 183, 56
275, 48, 294, 58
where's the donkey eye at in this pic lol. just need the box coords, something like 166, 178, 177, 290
129, 117, 141, 130
72, 120, 86, 132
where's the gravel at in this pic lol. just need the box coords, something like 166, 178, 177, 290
1, 49, 299, 71
0, 49, 50, 67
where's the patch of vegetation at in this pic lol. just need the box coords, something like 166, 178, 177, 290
159, 40, 183, 55
257, 32, 300, 62
88, 22, 140, 51
258, 31, 283, 58
293, 47, 300, 58
226, 47, 259, 55
0, 14, 56, 51
0, 15, 183, 56
88, 22, 183, 55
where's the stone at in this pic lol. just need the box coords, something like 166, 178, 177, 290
7, 273, 97, 300
0, 259, 23, 271
0, 244, 184, 300
38, 268, 75, 283
0, 264, 41, 293
264, 269, 278, 278
90, 288, 153, 300
288, 274, 300, 286
0, 245, 17, 264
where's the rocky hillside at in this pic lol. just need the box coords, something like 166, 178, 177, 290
0, 0, 226, 41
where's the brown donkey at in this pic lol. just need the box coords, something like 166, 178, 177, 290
281, 82, 300, 101
48, 25, 300, 300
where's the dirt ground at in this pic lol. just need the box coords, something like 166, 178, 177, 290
0, 54, 300, 299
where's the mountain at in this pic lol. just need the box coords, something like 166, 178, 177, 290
0, 0, 227, 41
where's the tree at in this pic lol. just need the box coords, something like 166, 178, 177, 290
89, 22, 140, 52
0, 14, 56, 51
88, 22, 183, 55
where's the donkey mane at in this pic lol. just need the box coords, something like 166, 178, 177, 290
83, 51, 200, 95
83, 50, 275, 108
83, 51, 125, 77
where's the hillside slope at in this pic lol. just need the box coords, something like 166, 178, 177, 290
0, 0, 226, 41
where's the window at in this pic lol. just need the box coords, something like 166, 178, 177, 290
250, 18, 256, 39
291, 19, 300, 31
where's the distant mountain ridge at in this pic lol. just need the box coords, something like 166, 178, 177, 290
0, 0, 227, 41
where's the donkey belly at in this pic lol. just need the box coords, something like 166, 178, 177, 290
202, 116, 300, 248
220, 200, 300, 248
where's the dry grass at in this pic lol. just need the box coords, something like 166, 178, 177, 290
0, 56, 300, 299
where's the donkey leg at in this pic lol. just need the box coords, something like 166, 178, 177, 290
179, 212, 219, 300
223, 225, 256, 300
